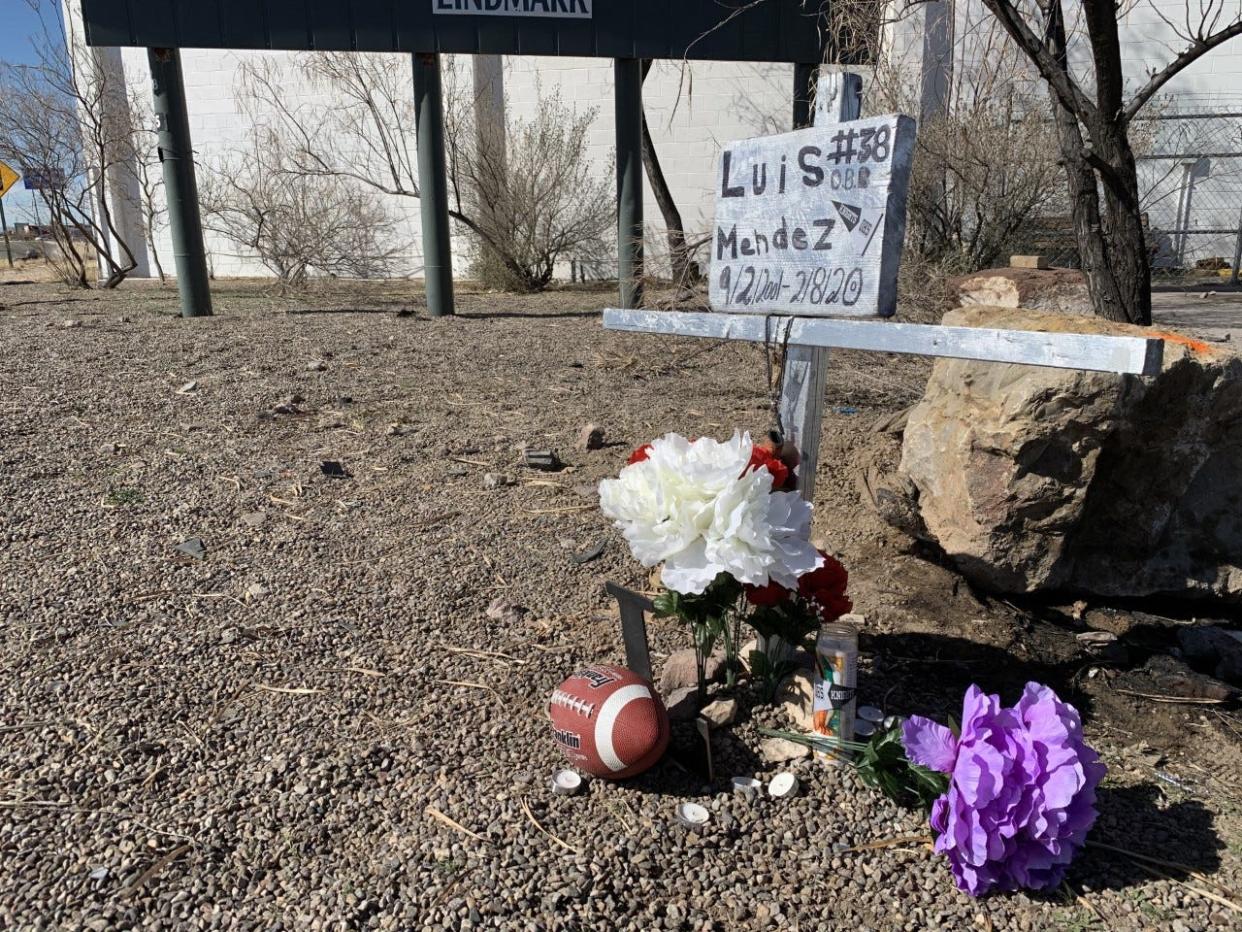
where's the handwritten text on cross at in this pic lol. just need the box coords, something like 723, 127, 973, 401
710, 114, 916, 318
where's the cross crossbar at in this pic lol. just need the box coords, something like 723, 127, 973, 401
602, 308, 1165, 376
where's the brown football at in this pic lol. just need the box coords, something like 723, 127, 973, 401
548, 665, 669, 779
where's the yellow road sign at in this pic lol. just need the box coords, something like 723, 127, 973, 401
0, 161, 19, 199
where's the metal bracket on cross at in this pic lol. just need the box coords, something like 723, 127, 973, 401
605, 582, 655, 681
602, 71, 1165, 504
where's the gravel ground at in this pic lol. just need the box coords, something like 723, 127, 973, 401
1, 279, 1239, 930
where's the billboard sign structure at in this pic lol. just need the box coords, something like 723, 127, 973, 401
80, 0, 830, 63
78, 0, 838, 319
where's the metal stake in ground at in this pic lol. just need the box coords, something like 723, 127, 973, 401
413, 52, 456, 318
147, 48, 212, 318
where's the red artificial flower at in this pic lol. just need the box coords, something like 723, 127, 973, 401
627, 443, 653, 465
744, 580, 789, 606
799, 551, 852, 622
745, 445, 790, 491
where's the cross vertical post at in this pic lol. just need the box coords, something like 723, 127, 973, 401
780, 72, 863, 504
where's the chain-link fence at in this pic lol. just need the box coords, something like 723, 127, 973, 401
1012, 102, 1242, 284
1137, 103, 1242, 284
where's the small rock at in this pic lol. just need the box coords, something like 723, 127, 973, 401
759, 737, 811, 763
176, 380, 198, 394
272, 394, 305, 415
523, 450, 563, 471
660, 649, 726, 695
486, 598, 528, 625
63, 319, 82, 329
307, 359, 328, 372
88, 866, 109, 882
97, 441, 121, 455
221, 627, 240, 644
572, 540, 606, 564
664, 687, 699, 722
175, 538, 206, 560
244, 583, 268, 600
320, 461, 351, 479
558, 538, 577, 550
1083, 608, 1138, 637
699, 698, 737, 728
240, 511, 267, 527
483, 472, 516, 490
1076, 630, 1117, 647
577, 424, 605, 451
1178, 625, 1242, 687
1115, 654, 1239, 703
777, 670, 814, 731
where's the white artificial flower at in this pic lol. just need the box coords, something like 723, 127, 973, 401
598, 432, 822, 595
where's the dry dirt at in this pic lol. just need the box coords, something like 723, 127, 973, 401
1, 278, 1239, 930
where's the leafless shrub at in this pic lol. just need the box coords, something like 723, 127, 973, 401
237, 54, 611, 293
451, 88, 613, 293
199, 131, 408, 289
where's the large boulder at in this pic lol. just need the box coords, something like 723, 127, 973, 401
894, 306, 1242, 601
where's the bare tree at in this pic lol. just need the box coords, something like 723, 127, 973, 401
0, 0, 140, 288
237, 54, 611, 293
867, 10, 1065, 273
448, 87, 613, 292
640, 59, 695, 288
961, 0, 1242, 324
199, 130, 408, 288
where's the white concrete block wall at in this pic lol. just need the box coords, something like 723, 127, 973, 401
109, 47, 793, 281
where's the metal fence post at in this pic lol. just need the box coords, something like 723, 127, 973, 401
413, 52, 455, 318
614, 58, 644, 309
147, 47, 212, 318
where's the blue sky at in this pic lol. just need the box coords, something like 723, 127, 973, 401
0, 1, 53, 226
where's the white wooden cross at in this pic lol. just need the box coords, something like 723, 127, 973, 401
604, 73, 1164, 503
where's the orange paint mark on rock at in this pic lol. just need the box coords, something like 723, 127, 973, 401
1148, 330, 1214, 355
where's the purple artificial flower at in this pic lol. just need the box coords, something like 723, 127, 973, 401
902, 683, 1107, 897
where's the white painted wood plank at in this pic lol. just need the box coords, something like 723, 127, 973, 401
708, 115, 915, 318
601, 309, 1165, 376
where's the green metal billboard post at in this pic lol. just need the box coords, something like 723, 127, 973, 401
614, 58, 643, 309
148, 47, 212, 318
413, 52, 455, 318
